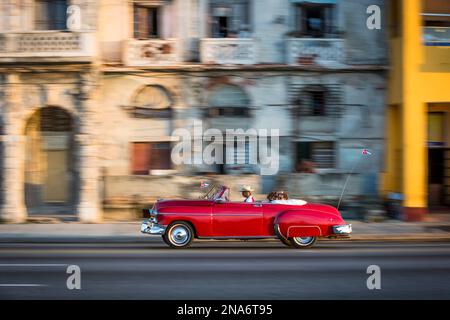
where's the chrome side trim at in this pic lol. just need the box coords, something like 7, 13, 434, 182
212, 214, 263, 216
155, 213, 211, 216
155, 213, 262, 216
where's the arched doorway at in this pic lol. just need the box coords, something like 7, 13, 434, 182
24, 107, 77, 216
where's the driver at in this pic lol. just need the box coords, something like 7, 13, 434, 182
240, 186, 255, 203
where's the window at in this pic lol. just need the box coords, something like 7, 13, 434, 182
297, 86, 327, 116
208, 84, 250, 117
35, 0, 68, 30
134, 4, 160, 39
229, 139, 251, 165
296, 142, 335, 170
422, 0, 450, 45
423, 0, 450, 27
131, 142, 171, 175
210, 0, 251, 38
129, 85, 173, 119
215, 137, 254, 174
295, 2, 336, 38
207, 107, 250, 117
309, 90, 326, 116
428, 112, 445, 147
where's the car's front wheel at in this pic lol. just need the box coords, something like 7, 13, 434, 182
163, 222, 194, 248
289, 236, 317, 249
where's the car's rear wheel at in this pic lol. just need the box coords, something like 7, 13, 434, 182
289, 236, 317, 249
163, 222, 194, 248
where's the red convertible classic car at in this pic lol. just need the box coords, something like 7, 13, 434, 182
140, 185, 352, 249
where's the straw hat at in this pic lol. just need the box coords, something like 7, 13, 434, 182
240, 185, 254, 192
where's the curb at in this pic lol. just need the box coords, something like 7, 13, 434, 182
347, 234, 450, 242
0, 234, 450, 243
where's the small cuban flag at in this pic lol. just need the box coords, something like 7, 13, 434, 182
200, 181, 210, 189
362, 149, 372, 156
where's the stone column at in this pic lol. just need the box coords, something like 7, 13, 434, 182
74, 72, 102, 223
0, 74, 27, 223
74, 133, 102, 222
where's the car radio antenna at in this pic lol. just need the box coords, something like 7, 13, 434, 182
337, 149, 372, 210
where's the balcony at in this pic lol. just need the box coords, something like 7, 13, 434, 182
122, 39, 179, 67
200, 38, 256, 65
286, 38, 345, 67
0, 31, 95, 62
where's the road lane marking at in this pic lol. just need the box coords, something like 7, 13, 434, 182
0, 284, 48, 287
0, 264, 67, 267
0, 264, 71, 289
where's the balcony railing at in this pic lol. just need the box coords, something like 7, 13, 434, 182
123, 39, 179, 66
423, 27, 450, 46
200, 38, 256, 65
0, 31, 95, 61
286, 38, 345, 66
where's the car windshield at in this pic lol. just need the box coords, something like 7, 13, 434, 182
200, 184, 222, 200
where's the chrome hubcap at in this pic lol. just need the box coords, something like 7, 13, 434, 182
170, 226, 190, 245
293, 236, 314, 246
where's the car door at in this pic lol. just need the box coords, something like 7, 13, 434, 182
212, 201, 263, 237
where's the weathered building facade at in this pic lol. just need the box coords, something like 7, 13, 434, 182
0, 0, 387, 222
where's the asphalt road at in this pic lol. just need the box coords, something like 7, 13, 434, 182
0, 240, 449, 299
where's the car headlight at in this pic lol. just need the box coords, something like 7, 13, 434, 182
149, 208, 158, 223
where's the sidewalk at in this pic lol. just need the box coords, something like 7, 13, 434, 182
1, 215, 450, 242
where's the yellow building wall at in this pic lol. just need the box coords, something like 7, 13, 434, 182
384, 0, 450, 219
387, 38, 403, 105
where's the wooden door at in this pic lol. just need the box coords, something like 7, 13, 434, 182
43, 150, 68, 202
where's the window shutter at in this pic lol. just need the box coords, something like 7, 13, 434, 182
312, 142, 335, 168
35, 0, 49, 30
131, 143, 151, 175
149, 143, 171, 170
135, 5, 149, 39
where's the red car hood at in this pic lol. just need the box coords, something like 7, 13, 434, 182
156, 199, 212, 210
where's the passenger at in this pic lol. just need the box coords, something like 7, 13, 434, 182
267, 191, 307, 206
240, 186, 255, 203
267, 191, 288, 202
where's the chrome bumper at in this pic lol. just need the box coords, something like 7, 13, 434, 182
141, 220, 166, 235
332, 224, 352, 235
